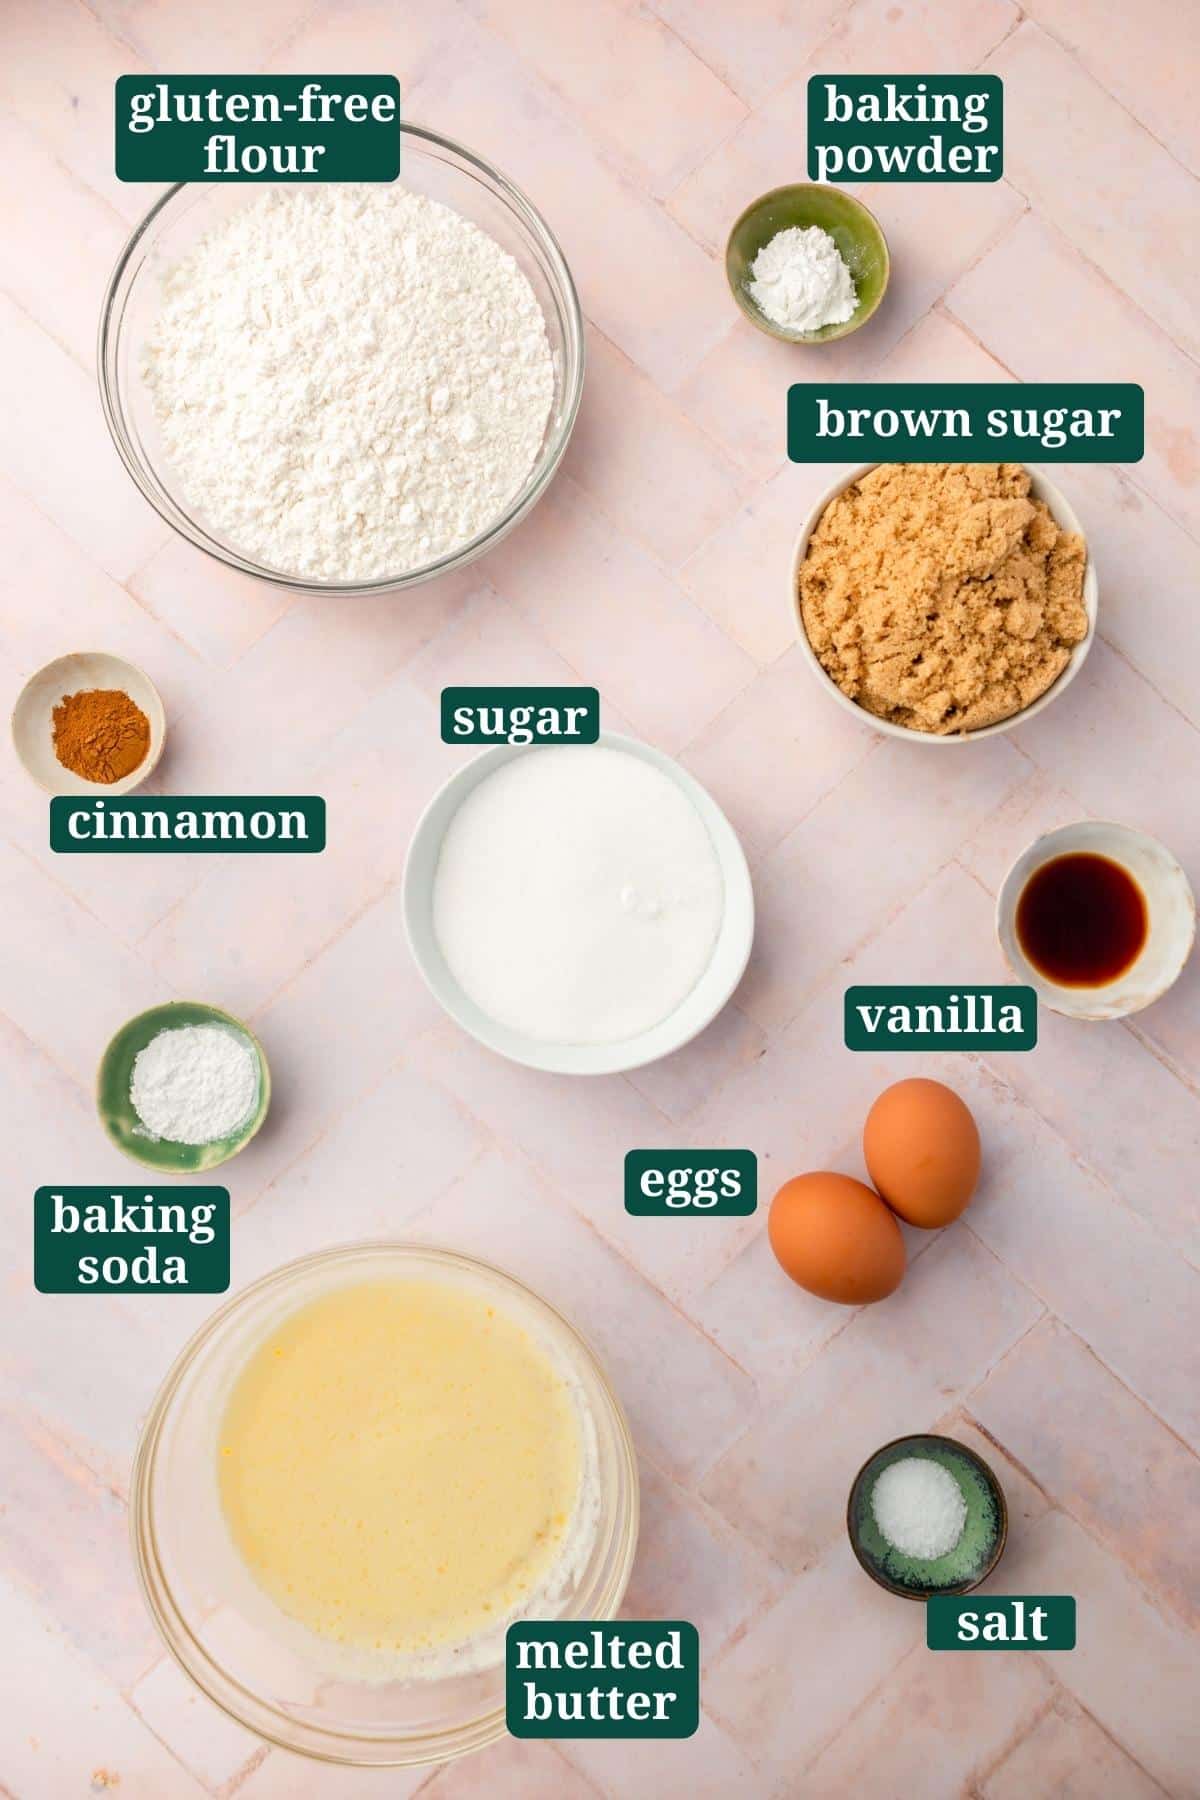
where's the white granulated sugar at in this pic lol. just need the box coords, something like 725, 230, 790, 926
130, 1024, 259, 1145
870, 1456, 967, 1561
142, 186, 555, 581
432, 747, 724, 1045
748, 224, 857, 332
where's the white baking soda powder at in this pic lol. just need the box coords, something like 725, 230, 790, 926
432, 747, 724, 1045
130, 1024, 259, 1145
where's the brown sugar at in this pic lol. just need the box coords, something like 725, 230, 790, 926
798, 463, 1089, 735
52, 688, 151, 783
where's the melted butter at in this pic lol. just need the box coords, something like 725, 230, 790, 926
218, 1277, 582, 1656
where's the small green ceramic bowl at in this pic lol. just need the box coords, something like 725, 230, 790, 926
726, 183, 890, 344
97, 1001, 270, 1173
847, 1433, 1007, 1599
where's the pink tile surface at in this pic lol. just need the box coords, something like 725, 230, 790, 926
4, 1, 1199, 1793
987, 24, 1198, 359
701, 1227, 1044, 1569
947, 213, 1200, 540
801, 1642, 1051, 1799
468, 0, 747, 199
1022, 0, 1200, 176
981, 1690, 1165, 1800
973, 1318, 1200, 1628
999, 1510, 1200, 1793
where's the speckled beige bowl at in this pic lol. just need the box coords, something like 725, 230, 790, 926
11, 652, 165, 795
997, 821, 1195, 1020
791, 463, 1098, 744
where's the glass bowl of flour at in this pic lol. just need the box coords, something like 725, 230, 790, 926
403, 733, 756, 1075
99, 124, 584, 594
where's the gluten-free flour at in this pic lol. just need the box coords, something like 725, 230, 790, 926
142, 187, 555, 581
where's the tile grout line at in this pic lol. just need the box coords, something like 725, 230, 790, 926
970, 1317, 1200, 1473
1001, 9, 1200, 183
949, 205, 1200, 381
971, 1046, 1200, 1278
969, 1689, 1059, 1795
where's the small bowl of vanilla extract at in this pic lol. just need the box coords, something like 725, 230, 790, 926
997, 822, 1195, 1020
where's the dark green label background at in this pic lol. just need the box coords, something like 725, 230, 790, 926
507, 1622, 699, 1737
35, 1187, 229, 1293
807, 75, 1002, 181
51, 797, 325, 853
788, 383, 1144, 461
116, 76, 400, 181
845, 986, 1037, 1051
928, 1595, 1076, 1650
625, 1151, 757, 1215
441, 687, 600, 745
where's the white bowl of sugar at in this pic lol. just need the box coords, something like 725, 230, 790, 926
403, 733, 755, 1075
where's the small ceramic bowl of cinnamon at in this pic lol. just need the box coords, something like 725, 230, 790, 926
11, 652, 166, 796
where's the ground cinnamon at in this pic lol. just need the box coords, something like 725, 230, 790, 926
52, 688, 150, 783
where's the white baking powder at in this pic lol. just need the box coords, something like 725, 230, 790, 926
130, 1024, 259, 1144
747, 225, 857, 332
870, 1457, 966, 1561
142, 186, 554, 581
432, 747, 724, 1045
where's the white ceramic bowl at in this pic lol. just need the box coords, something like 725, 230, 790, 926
11, 651, 166, 795
791, 463, 1098, 744
403, 732, 754, 1074
997, 821, 1195, 1020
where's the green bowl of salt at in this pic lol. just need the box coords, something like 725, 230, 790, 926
847, 1433, 1007, 1599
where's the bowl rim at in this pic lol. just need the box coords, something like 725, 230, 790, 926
129, 1238, 640, 1766
96, 999, 272, 1170
97, 120, 586, 597
846, 1431, 1009, 1600
401, 730, 755, 1075
790, 461, 1099, 743
11, 650, 166, 796
995, 818, 1197, 1020
724, 181, 891, 344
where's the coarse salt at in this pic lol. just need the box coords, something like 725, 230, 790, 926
870, 1456, 967, 1561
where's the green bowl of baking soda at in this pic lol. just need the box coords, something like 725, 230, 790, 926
726, 182, 890, 344
847, 1432, 1007, 1599
97, 1000, 271, 1173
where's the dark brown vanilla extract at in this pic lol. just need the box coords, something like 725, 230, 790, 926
1016, 852, 1147, 987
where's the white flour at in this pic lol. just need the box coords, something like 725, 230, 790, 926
130, 1024, 259, 1144
142, 187, 555, 581
432, 747, 724, 1045
747, 224, 857, 332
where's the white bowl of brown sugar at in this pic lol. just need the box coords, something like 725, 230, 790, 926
791, 463, 1098, 744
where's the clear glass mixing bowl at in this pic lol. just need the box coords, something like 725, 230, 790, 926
98, 125, 584, 596
130, 1242, 638, 1766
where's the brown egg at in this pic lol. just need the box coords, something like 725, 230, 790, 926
863, 1078, 981, 1228
768, 1172, 906, 1305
